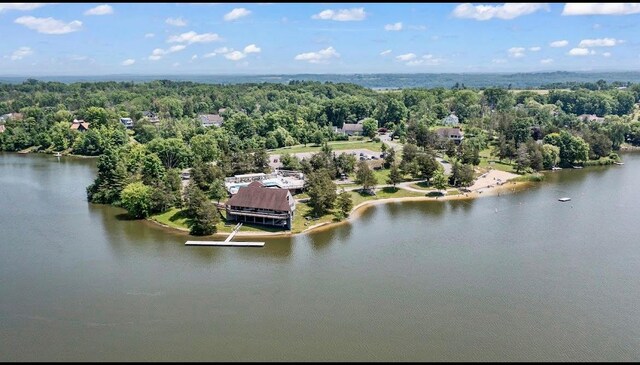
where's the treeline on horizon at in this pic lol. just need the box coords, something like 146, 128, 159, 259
1, 71, 640, 89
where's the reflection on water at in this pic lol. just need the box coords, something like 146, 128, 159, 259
1, 152, 640, 361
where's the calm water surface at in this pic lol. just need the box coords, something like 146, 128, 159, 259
1, 152, 639, 361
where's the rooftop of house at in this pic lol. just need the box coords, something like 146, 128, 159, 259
341, 123, 364, 131
436, 127, 464, 137
70, 119, 90, 130
226, 181, 294, 212
199, 113, 224, 126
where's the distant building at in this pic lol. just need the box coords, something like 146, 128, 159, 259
578, 114, 605, 123
120, 117, 134, 129
225, 181, 296, 230
0, 124, 5, 133
338, 120, 364, 136
435, 127, 464, 144
70, 119, 90, 132
443, 113, 459, 126
199, 114, 224, 128
224, 170, 305, 195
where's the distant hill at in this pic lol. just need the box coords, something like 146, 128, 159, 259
1, 71, 640, 89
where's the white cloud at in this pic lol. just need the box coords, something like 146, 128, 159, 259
148, 45, 186, 60
578, 38, 623, 47
550, 40, 569, 48
452, 3, 549, 20
224, 7, 251, 21
294, 46, 340, 64
168, 31, 221, 44
10, 46, 32, 60
121, 59, 135, 66
562, 3, 640, 16
0, 3, 49, 12
84, 4, 113, 16
312, 7, 367, 21
396, 53, 416, 61
144, 33, 155, 38
243, 44, 261, 54
225, 51, 246, 61
380, 49, 392, 56
384, 22, 402, 31
191, 54, 198, 60
529, 46, 541, 51
14, 16, 82, 34
215, 47, 231, 54
540, 58, 553, 64
203, 52, 216, 58
568, 47, 595, 56
508, 47, 526, 58
405, 54, 444, 66
602, 52, 611, 57
165, 17, 187, 27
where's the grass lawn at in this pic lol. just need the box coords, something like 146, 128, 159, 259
348, 186, 425, 207
270, 139, 384, 155
150, 207, 282, 234
478, 148, 518, 173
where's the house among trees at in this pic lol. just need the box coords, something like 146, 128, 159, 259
578, 114, 605, 123
70, 119, 90, 132
442, 113, 459, 126
0, 113, 23, 122
338, 120, 364, 136
120, 117, 134, 129
142, 111, 160, 124
0, 124, 5, 133
225, 181, 296, 229
199, 113, 224, 128
436, 127, 464, 144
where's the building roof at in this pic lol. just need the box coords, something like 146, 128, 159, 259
199, 114, 224, 126
0, 124, 5, 133
70, 119, 90, 130
226, 181, 293, 212
436, 127, 463, 138
341, 123, 364, 132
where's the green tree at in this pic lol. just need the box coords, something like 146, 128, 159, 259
120, 182, 153, 218
86, 147, 128, 204
449, 161, 474, 187
306, 169, 337, 216
387, 163, 402, 187
141, 153, 166, 186
147, 138, 193, 169
432, 169, 448, 191
355, 160, 377, 192
361, 117, 378, 139
334, 189, 353, 221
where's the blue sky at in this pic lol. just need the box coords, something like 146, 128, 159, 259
1, 2, 640, 75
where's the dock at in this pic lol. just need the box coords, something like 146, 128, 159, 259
184, 223, 265, 247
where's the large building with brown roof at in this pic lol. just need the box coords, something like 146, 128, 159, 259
225, 181, 296, 229
70, 119, 90, 132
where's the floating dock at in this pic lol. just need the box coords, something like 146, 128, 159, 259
184, 223, 265, 247
185, 240, 264, 247
558, 197, 571, 202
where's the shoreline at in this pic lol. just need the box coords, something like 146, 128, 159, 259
147, 178, 532, 239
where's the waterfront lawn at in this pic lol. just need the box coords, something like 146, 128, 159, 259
478, 148, 518, 173
348, 186, 424, 206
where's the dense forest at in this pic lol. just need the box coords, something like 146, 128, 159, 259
1, 78, 640, 234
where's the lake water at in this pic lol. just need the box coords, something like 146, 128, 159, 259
1, 152, 639, 361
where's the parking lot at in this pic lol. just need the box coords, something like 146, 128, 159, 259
269, 149, 383, 169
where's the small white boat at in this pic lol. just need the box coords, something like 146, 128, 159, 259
558, 197, 571, 202
551, 166, 562, 171
572, 166, 583, 169
614, 162, 624, 165
54, 152, 62, 157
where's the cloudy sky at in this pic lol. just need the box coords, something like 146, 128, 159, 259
1, 2, 640, 75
